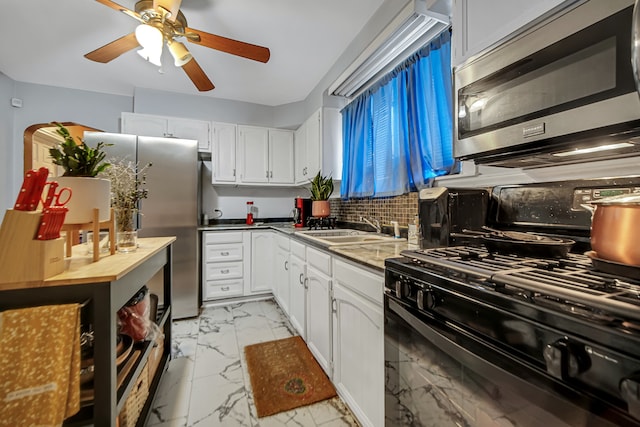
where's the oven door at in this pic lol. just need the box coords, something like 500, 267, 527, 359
384, 294, 634, 427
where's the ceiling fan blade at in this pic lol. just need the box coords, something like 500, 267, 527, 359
95, 0, 143, 22
154, 0, 182, 22
182, 58, 215, 91
185, 27, 271, 63
85, 33, 140, 63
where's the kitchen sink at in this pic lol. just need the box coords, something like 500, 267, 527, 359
295, 229, 399, 246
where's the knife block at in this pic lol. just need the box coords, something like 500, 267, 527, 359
0, 209, 65, 285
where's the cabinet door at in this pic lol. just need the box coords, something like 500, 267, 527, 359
169, 118, 211, 152
451, 0, 568, 67
268, 129, 294, 184
250, 231, 273, 293
121, 113, 167, 137
321, 108, 343, 180
332, 283, 384, 427
238, 126, 269, 183
212, 122, 237, 183
275, 246, 290, 315
294, 123, 307, 184
305, 110, 321, 179
289, 254, 306, 339
306, 265, 332, 377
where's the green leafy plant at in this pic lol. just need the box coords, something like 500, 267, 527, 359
49, 123, 111, 177
309, 171, 334, 201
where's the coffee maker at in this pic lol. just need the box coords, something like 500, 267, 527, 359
293, 197, 312, 228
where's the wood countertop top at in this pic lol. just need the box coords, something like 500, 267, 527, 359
0, 236, 176, 291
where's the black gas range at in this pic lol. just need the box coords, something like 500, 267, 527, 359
384, 177, 640, 427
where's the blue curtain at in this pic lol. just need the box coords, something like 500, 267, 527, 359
341, 31, 455, 199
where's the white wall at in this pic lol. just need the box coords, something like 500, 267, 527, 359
200, 161, 306, 220
0, 73, 15, 214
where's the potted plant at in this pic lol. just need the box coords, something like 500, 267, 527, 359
309, 171, 333, 218
100, 159, 151, 252
49, 123, 112, 224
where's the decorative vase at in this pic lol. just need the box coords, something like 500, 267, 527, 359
312, 200, 331, 218
52, 177, 111, 224
115, 208, 138, 253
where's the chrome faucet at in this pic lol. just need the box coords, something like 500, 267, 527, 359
360, 216, 381, 233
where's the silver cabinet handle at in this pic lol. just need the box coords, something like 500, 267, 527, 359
266, 171, 269, 178
270, 171, 273, 178
303, 277, 308, 289
221, 286, 230, 291
233, 169, 236, 177
634, 0, 640, 94
284, 260, 289, 271
221, 251, 229, 256
331, 298, 337, 313
299, 273, 304, 285
221, 269, 230, 274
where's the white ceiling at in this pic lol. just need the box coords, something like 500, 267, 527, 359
0, 0, 386, 106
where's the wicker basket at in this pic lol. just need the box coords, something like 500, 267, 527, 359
147, 332, 165, 385
119, 363, 149, 427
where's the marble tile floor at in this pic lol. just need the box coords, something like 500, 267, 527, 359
146, 298, 360, 427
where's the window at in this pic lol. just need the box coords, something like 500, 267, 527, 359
340, 31, 455, 199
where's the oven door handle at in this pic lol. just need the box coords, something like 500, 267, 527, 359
632, 0, 640, 95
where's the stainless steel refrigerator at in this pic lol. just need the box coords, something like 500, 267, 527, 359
84, 132, 199, 319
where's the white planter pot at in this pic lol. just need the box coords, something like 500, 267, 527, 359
53, 177, 111, 224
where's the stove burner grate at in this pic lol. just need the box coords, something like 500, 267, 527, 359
400, 246, 640, 324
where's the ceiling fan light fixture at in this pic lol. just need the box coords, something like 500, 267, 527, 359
168, 40, 193, 66
137, 47, 163, 67
135, 24, 163, 67
135, 24, 163, 49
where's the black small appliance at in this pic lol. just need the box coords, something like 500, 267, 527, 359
417, 187, 489, 249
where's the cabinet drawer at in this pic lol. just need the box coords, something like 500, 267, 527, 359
204, 231, 243, 245
290, 239, 306, 260
205, 262, 243, 280
205, 243, 243, 262
307, 247, 331, 275
204, 279, 244, 300
333, 259, 383, 305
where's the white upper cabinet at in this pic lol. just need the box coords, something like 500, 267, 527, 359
269, 129, 295, 183
212, 122, 237, 183
294, 123, 307, 184
121, 112, 211, 152
238, 125, 269, 183
295, 108, 343, 185
451, 0, 570, 68
238, 125, 294, 184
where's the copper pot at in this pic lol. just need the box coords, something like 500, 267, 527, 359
583, 195, 640, 265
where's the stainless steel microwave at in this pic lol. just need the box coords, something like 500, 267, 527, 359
454, 0, 640, 168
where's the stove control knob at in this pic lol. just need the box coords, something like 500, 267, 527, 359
394, 280, 411, 299
416, 289, 437, 310
620, 374, 640, 421
543, 340, 590, 379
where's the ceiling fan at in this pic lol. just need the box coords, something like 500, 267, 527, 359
84, 0, 271, 91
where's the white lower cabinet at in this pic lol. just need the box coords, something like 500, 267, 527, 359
250, 231, 274, 294
289, 240, 307, 338
274, 235, 291, 315
332, 259, 384, 427
306, 247, 332, 377
202, 231, 249, 301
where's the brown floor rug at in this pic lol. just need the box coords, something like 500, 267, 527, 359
244, 336, 337, 418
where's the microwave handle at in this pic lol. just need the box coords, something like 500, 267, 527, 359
633, 0, 640, 94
